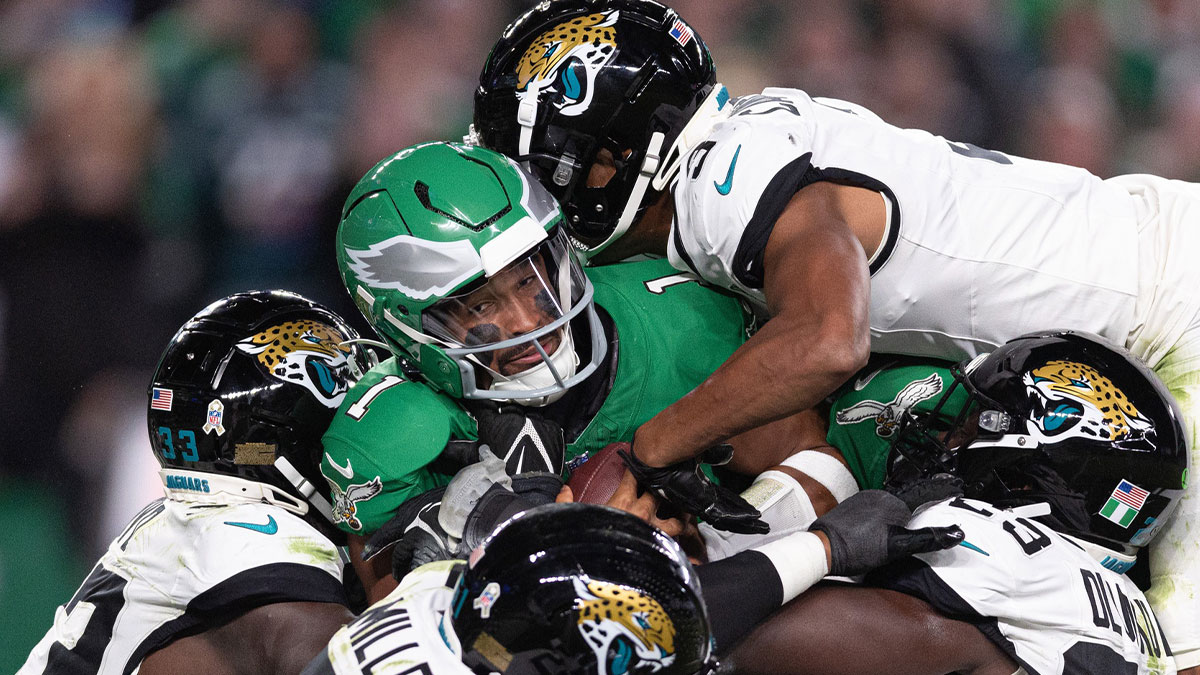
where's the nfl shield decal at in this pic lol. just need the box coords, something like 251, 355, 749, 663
203, 399, 226, 436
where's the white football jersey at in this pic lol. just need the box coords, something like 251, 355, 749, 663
308, 561, 471, 675
877, 498, 1176, 675
668, 87, 1142, 361
19, 498, 345, 675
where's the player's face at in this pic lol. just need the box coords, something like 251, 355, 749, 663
943, 410, 982, 452
433, 253, 565, 377
587, 147, 619, 188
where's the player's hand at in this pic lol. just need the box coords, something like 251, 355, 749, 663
809, 489, 963, 576
617, 442, 769, 535
433, 448, 560, 549
459, 473, 563, 554
888, 473, 965, 511
362, 486, 458, 575
470, 403, 566, 475
606, 470, 689, 539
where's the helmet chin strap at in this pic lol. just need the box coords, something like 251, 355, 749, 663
489, 327, 580, 406
275, 456, 335, 523
583, 130, 665, 260
517, 86, 541, 159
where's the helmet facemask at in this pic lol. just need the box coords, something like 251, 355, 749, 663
423, 228, 602, 406
886, 361, 982, 489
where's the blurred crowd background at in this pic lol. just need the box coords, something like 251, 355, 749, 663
4, 0, 1200, 666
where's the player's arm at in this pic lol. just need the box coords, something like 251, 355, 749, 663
700, 489, 962, 652
635, 181, 872, 468
348, 532, 398, 603
139, 601, 354, 675
726, 407, 856, 522
727, 584, 1020, 675
723, 407, 834, 475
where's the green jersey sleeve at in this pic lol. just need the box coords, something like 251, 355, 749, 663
826, 360, 965, 490
320, 359, 477, 536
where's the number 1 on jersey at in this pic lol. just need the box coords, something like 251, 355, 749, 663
644, 273, 700, 295
346, 375, 405, 420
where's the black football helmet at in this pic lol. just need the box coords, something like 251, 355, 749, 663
474, 0, 718, 258
148, 290, 374, 542
451, 503, 716, 675
889, 331, 1188, 565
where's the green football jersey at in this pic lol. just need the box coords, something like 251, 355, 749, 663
320, 258, 752, 535
826, 358, 967, 490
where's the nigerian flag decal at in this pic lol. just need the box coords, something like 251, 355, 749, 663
1100, 479, 1149, 528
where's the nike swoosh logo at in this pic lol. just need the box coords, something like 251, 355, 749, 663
713, 144, 741, 195
224, 515, 278, 535
325, 453, 353, 479
958, 539, 989, 556
854, 367, 885, 391
412, 502, 442, 537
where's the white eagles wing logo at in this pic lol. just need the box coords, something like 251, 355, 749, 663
835, 373, 943, 438
325, 476, 383, 531
344, 233, 482, 301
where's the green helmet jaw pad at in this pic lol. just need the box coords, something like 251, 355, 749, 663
337, 142, 609, 405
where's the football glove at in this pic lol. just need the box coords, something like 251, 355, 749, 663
362, 486, 457, 575
364, 456, 566, 579
363, 448, 509, 573
470, 402, 566, 475
617, 442, 769, 535
809, 489, 964, 577
888, 473, 965, 511
459, 473, 564, 555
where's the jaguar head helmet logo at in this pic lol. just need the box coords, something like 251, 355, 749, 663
1022, 360, 1154, 447
516, 11, 619, 117
236, 320, 360, 407
573, 577, 676, 673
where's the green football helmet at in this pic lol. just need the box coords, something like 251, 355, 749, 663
337, 142, 607, 406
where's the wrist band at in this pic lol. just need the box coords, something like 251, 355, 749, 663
754, 531, 829, 603
781, 450, 860, 503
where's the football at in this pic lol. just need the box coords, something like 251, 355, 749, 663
567, 442, 629, 504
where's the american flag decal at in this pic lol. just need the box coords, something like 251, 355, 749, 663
1112, 479, 1149, 510
150, 387, 174, 411
669, 18, 693, 47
